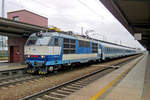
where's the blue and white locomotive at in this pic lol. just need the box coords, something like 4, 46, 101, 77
24, 31, 138, 74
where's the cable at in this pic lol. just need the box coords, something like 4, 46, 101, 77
77, 0, 104, 19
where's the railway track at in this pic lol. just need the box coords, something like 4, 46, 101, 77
0, 74, 42, 87
20, 56, 136, 100
0, 68, 26, 77
22, 67, 114, 100
0, 55, 137, 89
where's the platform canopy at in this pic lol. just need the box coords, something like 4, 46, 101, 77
100, 0, 150, 50
0, 17, 48, 37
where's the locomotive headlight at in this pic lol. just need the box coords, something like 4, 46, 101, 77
27, 55, 30, 58
41, 55, 45, 58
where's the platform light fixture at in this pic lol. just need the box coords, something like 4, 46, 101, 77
134, 33, 142, 40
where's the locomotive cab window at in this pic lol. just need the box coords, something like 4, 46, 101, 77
26, 36, 51, 46
54, 38, 59, 46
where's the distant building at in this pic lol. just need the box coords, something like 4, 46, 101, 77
7, 9, 48, 27
7, 9, 48, 63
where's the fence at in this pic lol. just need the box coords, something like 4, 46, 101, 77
0, 50, 8, 61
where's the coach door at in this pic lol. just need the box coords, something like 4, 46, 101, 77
98, 44, 102, 58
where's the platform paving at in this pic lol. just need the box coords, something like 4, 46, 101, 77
99, 54, 147, 100
0, 62, 26, 71
63, 55, 144, 100
142, 54, 150, 100
0, 60, 8, 63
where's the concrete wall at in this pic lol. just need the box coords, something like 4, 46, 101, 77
7, 10, 48, 27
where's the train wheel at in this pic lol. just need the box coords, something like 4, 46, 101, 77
54, 70, 58, 74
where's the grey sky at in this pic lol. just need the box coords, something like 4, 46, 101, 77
0, 0, 144, 49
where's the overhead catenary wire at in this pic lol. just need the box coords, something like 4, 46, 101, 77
77, 0, 104, 19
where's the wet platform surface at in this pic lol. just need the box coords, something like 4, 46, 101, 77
63, 54, 149, 100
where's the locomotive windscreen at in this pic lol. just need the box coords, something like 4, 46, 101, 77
26, 36, 51, 46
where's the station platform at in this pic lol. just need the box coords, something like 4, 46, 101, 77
0, 62, 26, 71
64, 54, 148, 100
0, 60, 8, 63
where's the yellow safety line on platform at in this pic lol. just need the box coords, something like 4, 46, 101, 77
90, 56, 144, 100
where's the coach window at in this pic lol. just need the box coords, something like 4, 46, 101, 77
104, 48, 106, 53
110, 48, 112, 53
107, 48, 108, 53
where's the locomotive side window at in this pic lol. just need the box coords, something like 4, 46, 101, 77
63, 50, 69, 54
92, 43, 98, 53
64, 38, 69, 43
78, 40, 90, 48
63, 38, 76, 54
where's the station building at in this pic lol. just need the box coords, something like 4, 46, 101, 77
7, 10, 48, 63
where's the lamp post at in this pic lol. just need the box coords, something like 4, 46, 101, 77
1, 0, 5, 58
81, 27, 84, 35
2, 0, 5, 17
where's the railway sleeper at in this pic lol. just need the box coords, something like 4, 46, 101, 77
63, 87, 79, 91
42, 95, 60, 100
65, 85, 81, 90
56, 89, 72, 94
72, 82, 88, 85
60, 88, 76, 92
71, 84, 84, 87
75, 81, 89, 85
35, 98, 43, 100
50, 92, 68, 97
